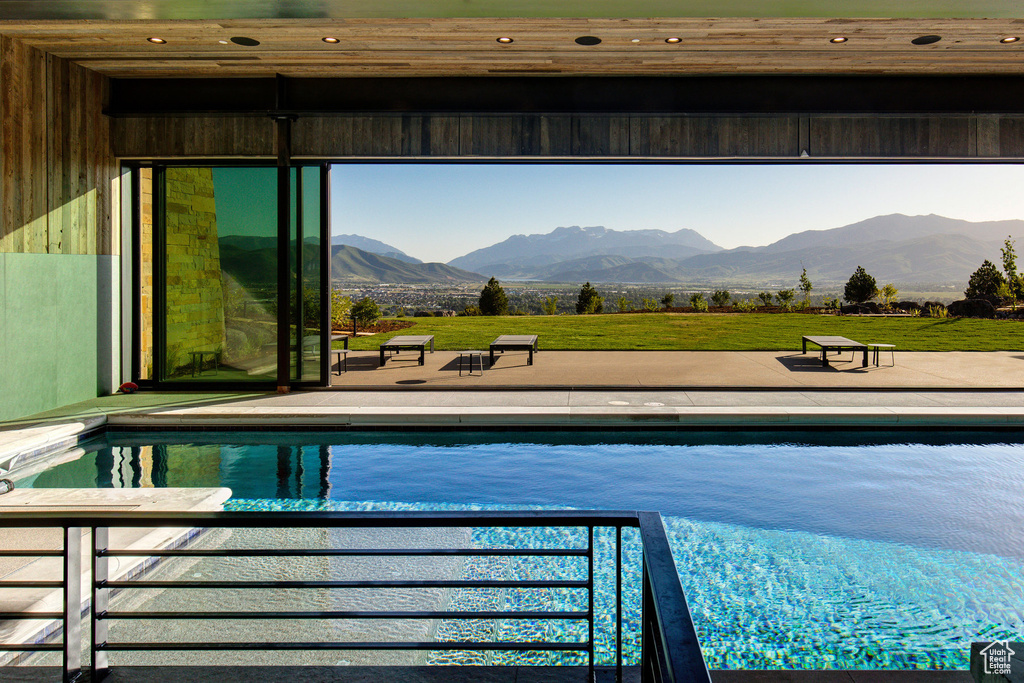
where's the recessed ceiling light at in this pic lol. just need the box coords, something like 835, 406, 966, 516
496, 36, 513, 44
146, 37, 166, 44
575, 36, 602, 46
1000, 36, 1020, 43
911, 34, 942, 45
218, 40, 228, 45
631, 38, 641, 43
322, 37, 340, 44
829, 36, 848, 44
665, 37, 682, 44
230, 36, 261, 47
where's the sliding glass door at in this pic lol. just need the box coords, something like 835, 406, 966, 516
144, 164, 328, 387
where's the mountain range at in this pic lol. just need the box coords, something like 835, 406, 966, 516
441, 215, 1024, 285
447, 225, 722, 277
220, 214, 1024, 287
217, 236, 482, 288
331, 234, 421, 264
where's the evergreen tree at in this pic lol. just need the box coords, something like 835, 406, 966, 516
964, 260, 1006, 299
844, 266, 877, 304
661, 293, 674, 309
799, 268, 813, 303
351, 297, 381, 325
576, 282, 604, 314
1001, 236, 1023, 303
479, 277, 509, 315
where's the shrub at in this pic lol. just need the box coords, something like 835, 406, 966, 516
330, 291, 353, 330
757, 291, 773, 307
576, 282, 604, 314
661, 293, 675, 309
689, 292, 709, 312
617, 296, 631, 312
964, 260, 1006, 299
775, 289, 795, 311
794, 299, 810, 311
711, 290, 731, 307
542, 296, 558, 316
479, 277, 509, 315
733, 298, 757, 312
844, 266, 877, 304
641, 297, 658, 312
823, 296, 840, 311
927, 304, 948, 318
351, 297, 381, 325
877, 283, 899, 310
461, 305, 481, 316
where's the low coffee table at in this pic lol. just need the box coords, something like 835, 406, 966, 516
489, 335, 539, 366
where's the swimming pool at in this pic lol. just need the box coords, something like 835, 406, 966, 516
15, 429, 1024, 669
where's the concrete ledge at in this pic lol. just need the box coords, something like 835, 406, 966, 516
0, 416, 106, 475
0, 488, 231, 664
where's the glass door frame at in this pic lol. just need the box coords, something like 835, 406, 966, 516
123, 160, 332, 391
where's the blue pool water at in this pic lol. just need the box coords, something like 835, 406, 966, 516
17, 430, 1024, 669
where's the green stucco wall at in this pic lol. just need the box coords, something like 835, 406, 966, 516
0, 252, 117, 422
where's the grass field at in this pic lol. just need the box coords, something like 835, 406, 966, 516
342, 313, 1024, 352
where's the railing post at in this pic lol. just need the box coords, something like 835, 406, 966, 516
92, 527, 109, 680
616, 524, 623, 683
63, 527, 82, 683
587, 525, 595, 682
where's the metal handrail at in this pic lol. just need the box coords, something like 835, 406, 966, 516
0, 510, 710, 683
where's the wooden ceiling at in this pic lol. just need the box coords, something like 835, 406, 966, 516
4, 17, 1024, 77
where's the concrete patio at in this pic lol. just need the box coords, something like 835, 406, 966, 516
320, 350, 1024, 390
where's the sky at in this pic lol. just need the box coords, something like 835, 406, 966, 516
328, 163, 1024, 264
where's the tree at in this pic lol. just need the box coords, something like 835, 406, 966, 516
799, 268, 813, 303
1001, 236, 1023, 307
617, 296, 631, 312
479, 277, 509, 315
711, 290, 731, 307
878, 283, 899, 310
542, 296, 558, 316
775, 289, 795, 311
964, 260, 1006, 299
689, 292, 709, 312
641, 297, 658, 312
576, 282, 604, 314
351, 297, 381, 326
330, 291, 353, 330
661, 293, 674, 309
844, 266, 877, 304
757, 291, 773, 307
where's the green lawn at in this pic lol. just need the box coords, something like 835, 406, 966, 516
342, 313, 1024, 352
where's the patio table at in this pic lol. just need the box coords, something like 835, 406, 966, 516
802, 335, 868, 368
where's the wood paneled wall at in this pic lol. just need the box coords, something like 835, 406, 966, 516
114, 112, 1024, 160
0, 36, 117, 255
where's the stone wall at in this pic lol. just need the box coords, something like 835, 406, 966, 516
140, 168, 154, 379
163, 167, 225, 376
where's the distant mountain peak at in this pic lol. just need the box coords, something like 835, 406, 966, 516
448, 224, 723, 274
331, 234, 422, 264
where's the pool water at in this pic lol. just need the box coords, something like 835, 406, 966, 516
17, 430, 1024, 669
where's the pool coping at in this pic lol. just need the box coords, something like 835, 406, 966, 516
5, 397, 1024, 471
105, 405, 1024, 429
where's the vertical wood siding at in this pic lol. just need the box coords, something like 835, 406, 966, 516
0, 37, 117, 255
